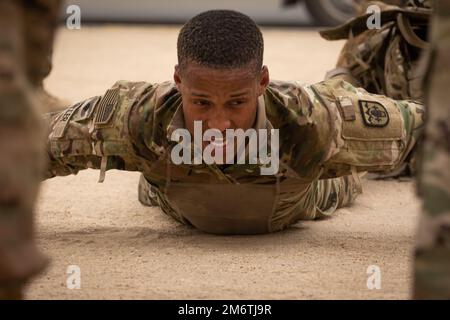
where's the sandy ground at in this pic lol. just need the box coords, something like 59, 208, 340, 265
27, 25, 421, 299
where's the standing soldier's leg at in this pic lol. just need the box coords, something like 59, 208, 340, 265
413, 0, 450, 299
23, 0, 68, 112
0, 0, 58, 299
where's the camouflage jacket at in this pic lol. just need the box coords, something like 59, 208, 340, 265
320, 1, 431, 101
44, 78, 424, 233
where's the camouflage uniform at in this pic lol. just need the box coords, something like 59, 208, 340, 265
43, 78, 424, 235
0, 0, 60, 299
413, 0, 450, 299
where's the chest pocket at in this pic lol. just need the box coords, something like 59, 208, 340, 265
313, 79, 407, 168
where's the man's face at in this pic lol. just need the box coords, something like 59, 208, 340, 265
174, 62, 269, 154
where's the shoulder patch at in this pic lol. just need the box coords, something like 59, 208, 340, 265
94, 88, 120, 127
359, 100, 389, 127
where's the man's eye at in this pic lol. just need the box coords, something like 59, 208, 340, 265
193, 100, 210, 107
228, 100, 245, 107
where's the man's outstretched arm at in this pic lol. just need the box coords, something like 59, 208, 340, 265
43, 81, 155, 180
310, 78, 425, 179
280, 78, 425, 180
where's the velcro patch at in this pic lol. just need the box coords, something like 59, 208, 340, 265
359, 100, 389, 127
338, 96, 356, 121
94, 88, 120, 126
74, 96, 101, 122
52, 102, 83, 139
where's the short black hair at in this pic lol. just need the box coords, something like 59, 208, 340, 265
177, 10, 264, 73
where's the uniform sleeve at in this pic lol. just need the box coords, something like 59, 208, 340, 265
301, 78, 425, 179
43, 81, 155, 180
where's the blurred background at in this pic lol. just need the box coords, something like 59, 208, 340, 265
61, 0, 357, 26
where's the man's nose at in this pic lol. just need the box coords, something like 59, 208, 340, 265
207, 113, 231, 133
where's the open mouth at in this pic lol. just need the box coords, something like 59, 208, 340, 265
210, 137, 228, 148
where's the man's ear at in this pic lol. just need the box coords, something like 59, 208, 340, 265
174, 65, 182, 90
258, 65, 270, 96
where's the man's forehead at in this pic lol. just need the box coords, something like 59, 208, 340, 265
182, 62, 258, 82
191, 90, 250, 98
182, 67, 258, 95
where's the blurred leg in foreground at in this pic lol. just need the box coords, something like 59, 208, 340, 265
0, 0, 60, 299
23, 0, 68, 112
414, 0, 450, 299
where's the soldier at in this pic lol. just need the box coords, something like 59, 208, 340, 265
0, 0, 61, 299
413, 0, 450, 299
43, 10, 424, 235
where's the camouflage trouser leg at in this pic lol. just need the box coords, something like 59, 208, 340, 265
314, 175, 360, 218
413, 104, 450, 298
0, 0, 59, 299
138, 174, 159, 207
295, 174, 360, 221
269, 174, 361, 231
138, 174, 191, 225
413, 0, 450, 299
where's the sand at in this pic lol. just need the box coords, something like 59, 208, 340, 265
27, 25, 421, 299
